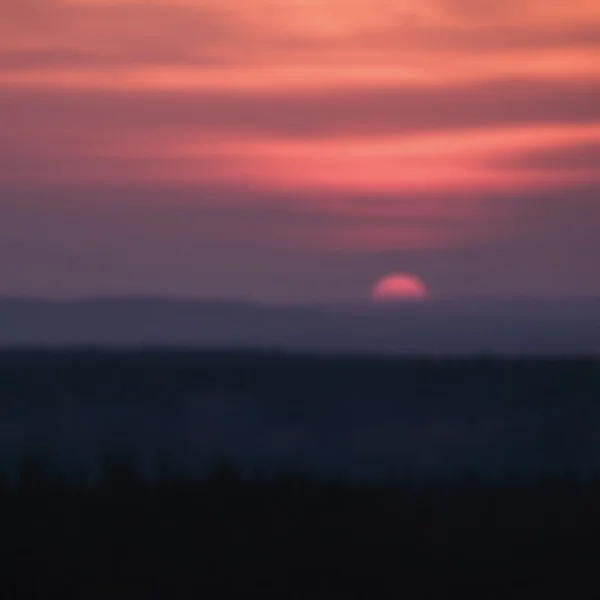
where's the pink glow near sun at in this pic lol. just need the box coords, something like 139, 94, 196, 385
371, 273, 430, 302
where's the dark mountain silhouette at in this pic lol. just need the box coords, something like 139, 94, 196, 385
1, 296, 599, 354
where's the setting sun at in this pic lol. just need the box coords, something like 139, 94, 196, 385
371, 273, 430, 302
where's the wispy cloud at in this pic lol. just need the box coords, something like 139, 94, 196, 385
1, 0, 599, 260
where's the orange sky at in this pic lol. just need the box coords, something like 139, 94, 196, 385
2, 0, 599, 193
0, 0, 599, 298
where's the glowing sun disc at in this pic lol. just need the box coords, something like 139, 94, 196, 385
371, 273, 430, 302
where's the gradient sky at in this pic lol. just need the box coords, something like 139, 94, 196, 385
1, 0, 599, 301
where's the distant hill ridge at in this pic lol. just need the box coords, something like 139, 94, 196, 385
0, 297, 599, 354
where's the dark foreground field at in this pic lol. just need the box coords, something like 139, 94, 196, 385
1, 460, 600, 598
1, 350, 600, 597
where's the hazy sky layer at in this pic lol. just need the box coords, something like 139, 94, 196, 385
1, 0, 599, 301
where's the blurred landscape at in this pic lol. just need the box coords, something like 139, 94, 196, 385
2, 348, 600, 597
2, 297, 600, 597
1, 348, 599, 477
3, 451, 600, 598
1, 296, 600, 354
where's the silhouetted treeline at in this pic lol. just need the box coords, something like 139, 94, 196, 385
1, 349, 600, 475
2, 351, 600, 596
1, 349, 598, 411
2, 348, 599, 398
1, 454, 600, 598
